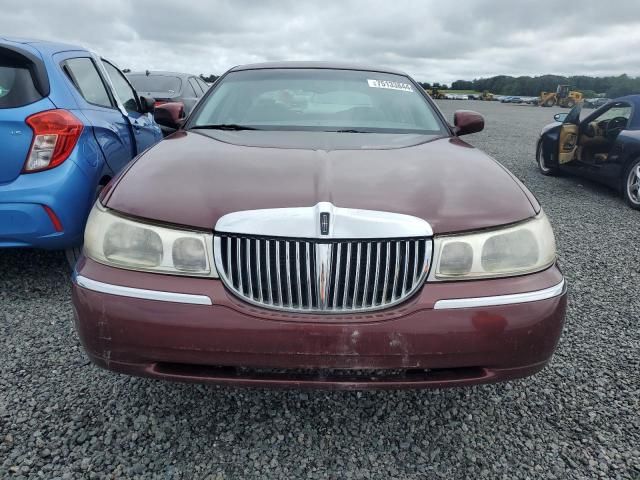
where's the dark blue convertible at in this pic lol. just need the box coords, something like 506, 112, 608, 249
536, 95, 640, 209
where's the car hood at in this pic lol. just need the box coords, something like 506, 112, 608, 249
105, 130, 538, 235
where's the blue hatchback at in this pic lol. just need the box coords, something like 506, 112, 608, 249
0, 37, 162, 253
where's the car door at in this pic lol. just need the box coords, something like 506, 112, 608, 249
100, 59, 161, 153
584, 102, 634, 183
57, 53, 136, 175
558, 103, 582, 165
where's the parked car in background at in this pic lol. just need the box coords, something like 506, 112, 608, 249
444, 93, 467, 100
127, 70, 209, 117
0, 37, 163, 263
73, 62, 566, 390
584, 97, 611, 109
536, 96, 640, 209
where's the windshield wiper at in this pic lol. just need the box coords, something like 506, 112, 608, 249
329, 129, 372, 133
191, 124, 260, 131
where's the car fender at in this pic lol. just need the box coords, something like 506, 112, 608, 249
63, 109, 111, 180
617, 131, 640, 184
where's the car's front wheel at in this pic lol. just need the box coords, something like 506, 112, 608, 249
623, 158, 640, 210
537, 140, 558, 176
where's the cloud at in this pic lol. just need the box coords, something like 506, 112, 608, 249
1, 0, 639, 83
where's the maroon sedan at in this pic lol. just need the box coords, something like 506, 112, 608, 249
72, 62, 566, 389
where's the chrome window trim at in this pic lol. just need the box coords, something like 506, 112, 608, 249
74, 274, 213, 305
433, 279, 565, 310
215, 202, 433, 239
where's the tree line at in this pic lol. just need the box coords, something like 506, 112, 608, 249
447, 74, 640, 98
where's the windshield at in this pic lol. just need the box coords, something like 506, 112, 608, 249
127, 74, 182, 94
190, 69, 447, 134
596, 104, 631, 121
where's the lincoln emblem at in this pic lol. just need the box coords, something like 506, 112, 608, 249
320, 212, 330, 235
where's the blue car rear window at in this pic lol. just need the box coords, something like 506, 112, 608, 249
0, 64, 43, 108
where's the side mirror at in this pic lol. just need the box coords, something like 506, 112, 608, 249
453, 110, 484, 135
554, 113, 568, 123
139, 96, 155, 114
154, 102, 185, 130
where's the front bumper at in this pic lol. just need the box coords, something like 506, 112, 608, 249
72, 257, 567, 390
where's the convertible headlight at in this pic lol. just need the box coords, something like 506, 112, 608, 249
84, 204, 217, 277
431, 211, 556, 280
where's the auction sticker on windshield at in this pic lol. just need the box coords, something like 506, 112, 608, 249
367, 79, 413, 92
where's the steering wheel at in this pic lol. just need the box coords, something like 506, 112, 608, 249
585, 122, 597, 138
605, 117, 628, 139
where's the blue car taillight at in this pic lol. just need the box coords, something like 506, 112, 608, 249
23, 109, 83, 173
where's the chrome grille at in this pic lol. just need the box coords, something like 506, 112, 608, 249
214, 235, 432, 313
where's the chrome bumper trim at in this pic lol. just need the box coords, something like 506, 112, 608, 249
433, 279, 566, 310
74, 275, 213, 305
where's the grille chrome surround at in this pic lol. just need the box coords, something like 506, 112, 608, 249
214, 202, 433, 239
214, 235, 432, 313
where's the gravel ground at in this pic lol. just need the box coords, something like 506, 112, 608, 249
1, 100, 639, 479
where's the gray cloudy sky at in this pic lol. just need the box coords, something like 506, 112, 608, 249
1, 0, 639, 83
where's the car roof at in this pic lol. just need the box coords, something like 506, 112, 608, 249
0, 36, 86, 55
127, 71, 199, 78
611, 94, 640, 107
229, 61, 408, 76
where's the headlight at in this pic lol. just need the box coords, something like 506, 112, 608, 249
430, 211, 556, 280
84, 204, 217, 277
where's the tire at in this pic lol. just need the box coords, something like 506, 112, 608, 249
537, 140, 558, 176
65, 245, 83, 270
623, 158, 640, 210
544, 99, 555, 107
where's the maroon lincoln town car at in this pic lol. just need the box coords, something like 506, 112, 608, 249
71, 62, 567, 389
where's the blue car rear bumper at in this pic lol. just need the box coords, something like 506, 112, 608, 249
0, 156, 97, 250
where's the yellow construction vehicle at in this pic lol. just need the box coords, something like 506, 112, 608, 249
428, 88, 446, 99
479, 90, 494, 101
538, 85, 583, 108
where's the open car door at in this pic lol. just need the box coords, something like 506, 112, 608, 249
558, 103, 582, 164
